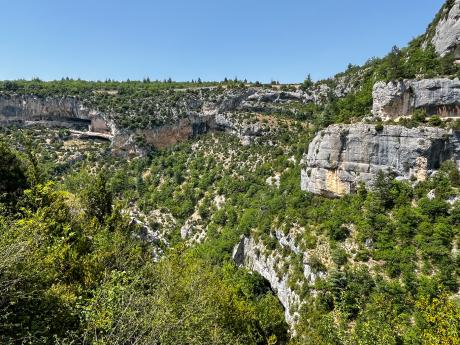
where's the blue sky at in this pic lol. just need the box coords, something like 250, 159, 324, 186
0, 0, 445, 83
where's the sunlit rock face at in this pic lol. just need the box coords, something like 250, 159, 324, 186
429, 0, 460, 57
372, 79, 460, 120
232, 235, 325, 327
232, 236, 302, 325
301, 124, 459, 197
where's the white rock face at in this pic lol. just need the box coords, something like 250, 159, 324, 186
232, 235, 325, 326
372, 78, 460, 119
430, 0, 460, 56
232, 236, 302, 325
301, 124, 459, 197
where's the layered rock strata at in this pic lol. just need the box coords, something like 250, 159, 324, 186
301, 124, 459, 196
372, 78, 460, 120
0, 88, 309, 157
0, 93, 111, 133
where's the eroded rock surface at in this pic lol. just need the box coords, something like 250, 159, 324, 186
428, 0, 460, 57
301, 124, 459, 196
0, 88, 310, 157
372, 78, 460, 119
232, 236, 302, 325
232, 235, 326, 327
0, 93, 112, 133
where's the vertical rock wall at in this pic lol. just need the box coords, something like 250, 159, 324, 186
301, 124, 457, 197
372, 79, 460, 120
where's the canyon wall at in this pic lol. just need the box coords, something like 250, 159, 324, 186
301, 124, 459, 197
0, 93, 111, 133
428, 0, 460, 57
0, 88, 310, 157
372, 78, 460, 120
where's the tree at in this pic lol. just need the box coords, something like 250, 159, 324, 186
83, 170, 113, 224
81, 251, 288, 344
303, 74, 314, 89
3, 80, 19, 91
386, 46, 405, 80
0, 140, 28, 201
416, 294, 460, 345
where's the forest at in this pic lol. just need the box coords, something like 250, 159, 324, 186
1, 115, 459, 344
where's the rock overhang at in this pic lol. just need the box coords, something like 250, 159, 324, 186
372, 78, 460, 120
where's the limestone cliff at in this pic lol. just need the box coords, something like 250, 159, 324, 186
0, 88, 309, 157
301, 124, 459, 196
426, 0, 460, 57
372, 78, 460, 120
232, 236, 302, 325
0, 93, 111, 133
232, 234, 325, 327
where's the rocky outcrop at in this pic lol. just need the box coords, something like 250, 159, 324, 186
372, 78, 460, 119
232, 236, 302, 325
301, 124, 459, 196
111, 114, 216, 157
427, 0, 460, 57
127, 208, 172, 262
232, 235, 326, 326
309, 67, 371, 103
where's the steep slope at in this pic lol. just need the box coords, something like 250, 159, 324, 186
425, 0, 460, 56
1, 1, 460, 344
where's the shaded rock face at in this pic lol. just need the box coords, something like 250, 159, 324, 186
301, 124, 458, 197
429, 0, 460, 57
0, 93, 111, 133
111, 114, 216, 157
372, 78, 460, 120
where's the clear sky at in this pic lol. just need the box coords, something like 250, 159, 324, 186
0, 0, 445, 83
